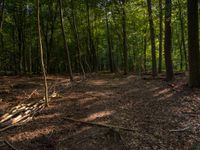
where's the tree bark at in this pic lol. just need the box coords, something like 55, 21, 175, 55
164, 0, 174, 81
187, 0, 200, 87
36, 0, 49, 107
147, 0, 157, 77
58, 0, 73, 81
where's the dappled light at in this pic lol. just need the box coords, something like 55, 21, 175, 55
83, 110, 114, 122
0, 0, 200, 149
9, 125, 56, 142
1, 74, 200, 149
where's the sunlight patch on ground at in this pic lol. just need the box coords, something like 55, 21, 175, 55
85, 91, 113, 97
153, 88, 171, 97
149, 87, 160, 92
83, 110, 114, 122
79, 97, 96, 106
35, 113, 61, 120
9, 126, 56, 142
88, 80, 108, 85
126, 75, 136, 80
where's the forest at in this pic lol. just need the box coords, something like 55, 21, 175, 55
0, 0, 200, 149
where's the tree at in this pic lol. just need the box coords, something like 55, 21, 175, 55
0, 0, 4, 29
86, 0, 98, 72
122, 0, 128, 75
164, 0, 173, 81
158, 0, 163, 73
0, 0, 5, 71
178, 0, 187, 71
147, 0, 157, 77
41, 0, 58, 73
70, 0, 85, 78
36, 0, 49, 107
58, 0, 73, 81
106, 11, 114, 73
187, 0, 200, 87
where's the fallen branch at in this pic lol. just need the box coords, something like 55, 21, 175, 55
0, 123, 21, 132
4, 140, 18, 150
169, 125, 191, 132
63, 117, 137, 132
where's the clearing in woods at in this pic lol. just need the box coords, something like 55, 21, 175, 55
0, 73, 200, 149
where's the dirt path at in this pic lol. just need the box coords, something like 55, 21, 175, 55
0, 74, 200, 149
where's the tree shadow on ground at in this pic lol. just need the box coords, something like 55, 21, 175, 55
1, 74, 200, 150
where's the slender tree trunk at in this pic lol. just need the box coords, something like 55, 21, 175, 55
58, 0, 73, 81
0, 0, 5, 71
158, 0, 163, 73
147, 0, 157, 77
29, 45, 32, 73
164, 0, 174, 81
0, 0, 4, 29
178, 0, 188, 71
143, 35, 147, 72
177, 31, 183, 71
86, 0, 97, 72
122, 0, 128, 75
187, 0, 200, 87
71, 0, 85, 78
175, 24, 183, 71
36, 0, 49, 107
106, 11, 114, 73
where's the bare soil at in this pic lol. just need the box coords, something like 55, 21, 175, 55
0, 73, 200, 150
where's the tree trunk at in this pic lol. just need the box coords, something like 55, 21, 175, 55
86, 0, 97, 72
36, 0, 49, 107
71, 0, 85, 78
58, 0, 73, 81
158, 0, 163, 73
143, 35, 147, 72
106, 11, 114, 73
0, 0, 5, 71
178, 0, 188, 71
29, 45, 32, 73
0, 0, 4, 29
187, 0, 200, 87
122, 0, 128, 75
164, 0, 174, 81
177, 31, 183, 71
147, 0, 157, 77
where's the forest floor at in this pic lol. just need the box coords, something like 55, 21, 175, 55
0, 73, 200, 150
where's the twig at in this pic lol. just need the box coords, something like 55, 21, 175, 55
0, 124, 18, 132
63, 117, 137, 132
27, 89, 38, 100
169, 125, 191, 132
4, 140, 18, 150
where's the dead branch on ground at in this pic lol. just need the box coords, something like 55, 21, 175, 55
4, 140, 18, 150
63, 117, 137, 132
